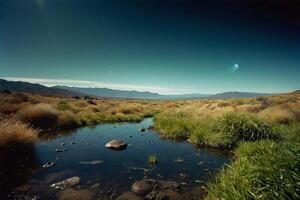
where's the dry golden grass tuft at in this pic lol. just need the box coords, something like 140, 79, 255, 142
258, 105, 298, 124
16, 104, 59, 129
0, 119, 38, 146
57, 111, 80, 129
236, 104, 262, 113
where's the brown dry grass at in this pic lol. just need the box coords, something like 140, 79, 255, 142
0, 91, 299, 134
0, 119, 38, 146
16, 104, 59, 129
258, 105, 299, 124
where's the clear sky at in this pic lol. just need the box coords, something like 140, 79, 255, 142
1, 0, 299, 94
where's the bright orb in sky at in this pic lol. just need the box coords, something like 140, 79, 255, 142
232, 64, 239, 72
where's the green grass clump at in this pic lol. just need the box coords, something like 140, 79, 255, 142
148, 154, 158, 165
212, 113, 279, 147
155, 112, 279, 148
16, 104, 59, 129
272, 123, 300, 144
57, 101, 73, 111
206, 140, 300, 200
154, 112, 196, 139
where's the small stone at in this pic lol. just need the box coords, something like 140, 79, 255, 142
105, 139, 127, 150
197, 161, 204, 165
55, 148, 68, 152
174, 158, 184, 163
90, 183, 100, 189
79, 160, 104, 165
42, 162, 55, 168
116, 192, 143, 200
50, 177, 81, 189
139, 128, 146, 132
58, 188, 94, 200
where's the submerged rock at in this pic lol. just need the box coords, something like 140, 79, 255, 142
174, 158, 184, 163
79, 160, 103, 165
116, 192, 143, 200
50, 176, 80, 189
58, 188, 94, 200
131, 179, 157, 196
158, 180, 180, 190
145, 189, 180, 200
139, 128, 146, 132
105, 139, 127, 150
55, 148, 68, 152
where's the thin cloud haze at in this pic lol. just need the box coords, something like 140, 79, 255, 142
1, 77, 189, 95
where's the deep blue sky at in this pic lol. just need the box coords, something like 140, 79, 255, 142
1, 0, 299, 94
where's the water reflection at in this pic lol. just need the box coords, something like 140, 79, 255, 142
1, 118, 231, 199
0, 144, 38, 198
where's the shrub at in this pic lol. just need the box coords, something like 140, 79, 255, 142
212, 113, 279, 146
16, 104, 59, 129
0, 119, 38, 146
206, 141, 300, 200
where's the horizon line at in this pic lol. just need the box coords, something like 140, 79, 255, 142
1, 77, 296, 95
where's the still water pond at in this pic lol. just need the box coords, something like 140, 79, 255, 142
1, 118, 231, 199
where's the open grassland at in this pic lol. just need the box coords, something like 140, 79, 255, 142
153, 92, 300, 199
0, 91, 165, 130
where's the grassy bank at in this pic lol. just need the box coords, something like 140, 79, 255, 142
153, 92, 300, 199
154, 112, 279, 148
206, 141, 300, 200
0, 92, 165, 131
155, 112, 300, 199
0, 91, 167, 147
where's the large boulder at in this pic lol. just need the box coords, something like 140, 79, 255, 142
105, 139, 127, 150
50, 177, 80, 189
131, 179, 157, 196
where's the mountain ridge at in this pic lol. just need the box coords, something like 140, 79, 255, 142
0, 79, 281, 99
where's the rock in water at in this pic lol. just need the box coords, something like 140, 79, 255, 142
131, 179, 157, 196
58, 188, 94, 200
139, 128, 146, 132
116, 192, 143, 200
50, 177, 80, 189
105, 139, 127, 150
79, 160, 104, 165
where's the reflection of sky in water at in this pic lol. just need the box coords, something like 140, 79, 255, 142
15, 118, 230, 197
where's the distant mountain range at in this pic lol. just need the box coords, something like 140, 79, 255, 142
54, 86, 212, 99
0, 79, 78, 96
210, 91, 272, 99
0, 78, 277, 99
